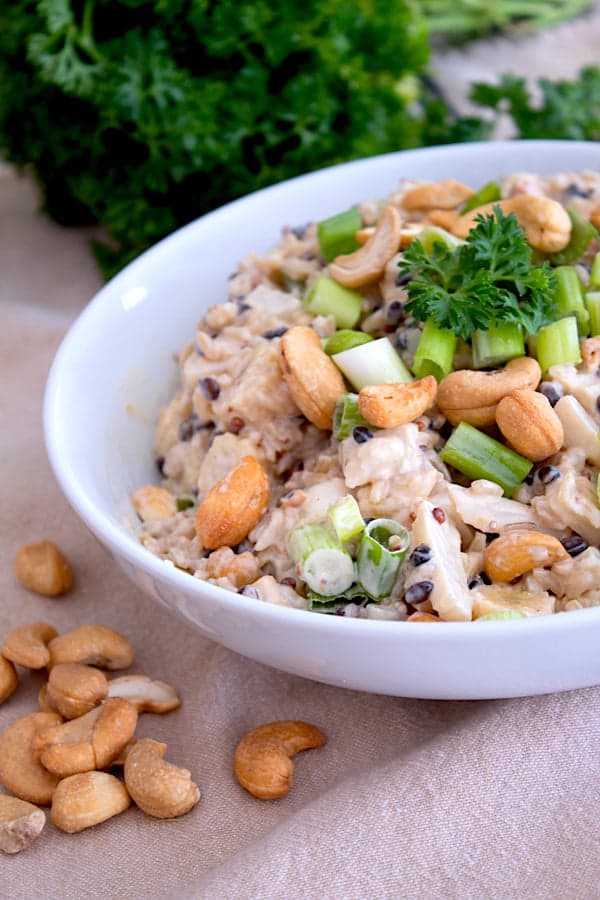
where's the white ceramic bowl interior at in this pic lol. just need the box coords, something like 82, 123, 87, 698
45, 140, 600, 699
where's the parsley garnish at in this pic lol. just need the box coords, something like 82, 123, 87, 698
399, 207, 557, 340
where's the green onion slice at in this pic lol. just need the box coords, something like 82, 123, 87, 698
324, 329, 373, 356
462, 181, 501, 213
357, 518, 410, 599
317, 208, 362, 263
328, 495, 365, 544
288, 524, 355, 597
332, 336, 413, 391
332, 393, 371, 440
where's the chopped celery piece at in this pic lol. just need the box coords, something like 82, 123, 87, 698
439, 422, 532, 498
552, 266, 589, 336
477, 610, 527, 621
357, 518, 409, 598
590, 253, 600, 289
317, 208, 362, 263
535, 316, 582, 373
328, 495, 365, 544
471, 323, 525, 369
176, 496, 195, 511
526, 332, 538, 358
288, 524, 354, 597
585, 291, 600, 336
412, 319, 456, 381
550, 208, 598, 266
332, 336, 412, 390
332, 393, 370, 440
324, 329, 373, 356
304, 276, 362, 329
416, 226, 463, 254
462, 181, 501, 213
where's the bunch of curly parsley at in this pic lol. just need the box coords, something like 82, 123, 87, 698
399, 208, 558, 340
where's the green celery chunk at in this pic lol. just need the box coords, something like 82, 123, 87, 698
550, 208, 598, 266
332, 393, 371, 440
176, 496, 195, 511
586, 291, 600, 336
535, 315, 582, 373
328, 495, 365, 543
439, 422, 532, 498
552, 265, 589, 335
332, 336, 412, 390
324, 329, 373, 355
412, 319, 456, 380
304, 275, 362, 329
471, 323, 525, 369
317, 208, 362, 263
357, 518, 409, 598
590, 253, 600, 289
477, 610, 527, 621
462, 181, 501, 213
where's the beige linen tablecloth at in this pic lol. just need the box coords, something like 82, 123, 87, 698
2, 15, 600, 893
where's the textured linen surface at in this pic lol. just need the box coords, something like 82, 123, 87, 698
2, 14, 600, 895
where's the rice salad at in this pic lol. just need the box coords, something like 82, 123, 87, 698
132, 170, 600, 623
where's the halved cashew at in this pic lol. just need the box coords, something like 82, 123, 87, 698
452, 195, 572, 253
124, 738, 200, 818
485, 531, 569, 583
437, 357, 542, 427
279, 326, 346, 430
590, 206, 600, 230
38, 685, 57, 714
580, 336, 600, 371
0, 657, 18, 704
358, 376, 437, 428
496, 389, 564, 461
107, 675, 181, 714
33, 698, 138, 777
0, 712, 62, 805
195, 455, 270, 550
407, 612, 441, 623
0, 795, 46, 854
51, 771, 130, 833
329, 206, 402, 288
233, 720, 326, 800
132, 485, 177, 522
47, 663, 108, 719
401, 179, 474, 211
14, 540, 73, 597
1, 622, 58, 670
48, 625, 134, 670
427, 208, 460, 230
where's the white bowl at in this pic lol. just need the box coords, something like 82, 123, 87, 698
44, 140, 600, 699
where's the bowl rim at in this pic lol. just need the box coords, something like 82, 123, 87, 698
44, 138, 600, 639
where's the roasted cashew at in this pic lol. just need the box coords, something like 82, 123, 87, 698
132, 485, 177, 522
401, 179, 474, 211
580, 336, 600, 372
0, 795, 46, 854
233, 720, 326, 800
496, 389, 564, 461
106, 675, 180, 714
195, 455, 270, 550
437, 357, 542, 426
426, 208, 460, 230
2, 622, 58, 670
485, 531, 569, 583
14, 540, 73, 597
329, 206, 402, 288
0, 712, 62, 805
452, 195, 572, 253
38, 684, 57, 714
0, 657, 18, 705
51, 771, 131, 833
47, 663, 108, 720
358, 376, 437, 428
279, 325, 346, 430
48, 625, 134, 670
124, 738, 200, 818
33, 698, 138, 777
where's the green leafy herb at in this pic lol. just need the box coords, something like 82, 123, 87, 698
399, 207, 557, 340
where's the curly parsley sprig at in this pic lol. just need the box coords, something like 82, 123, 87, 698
399, 207, 557, 341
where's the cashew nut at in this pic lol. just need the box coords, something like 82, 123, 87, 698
279, 325, 346, 430
496, 389, 564, 461
407, 612, 441, 622
437, 357, 542, 427
590, 206, 600, 231
51, 771, 131, 834
1, 622, 58, 670
580, 336, 600, 372
329, 206, 402, 288
233, 720, 326, 800
33, 698, 138, 777
132, 485, 177, 522
38, 684, 57, 714
401, 179, 474, 211
107, 675, 180, 714
426, 208, 460, 230
47, 663, 108, 719
452, 195, 572, 253
0, 712, 62, 805
358, 375, 437, 428
0, 795, 45, 854
14, 540, 73, 597
485, 531, 569, 583
124, 738, 200, 818
0, 657, 18, 705
195, 455, 270, 550
48, 625, 134, 670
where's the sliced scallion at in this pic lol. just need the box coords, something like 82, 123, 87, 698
461, 181, 501, 213
476, 610, 527, 621
585, 291, 600, 336
549, 208, 598, 266
332, 336, 413, 390
332, 393, 371, 440
328, 495, 365, 544
415, 226, 463, 254
552, 265, 589, 335
471, 322, 525, 369
317, 208, 362, 263
439, 422, 533, 498
412, 318, 457, 381
535, 315, 582, 373
304, 276, 362, 329
590, 253, 600, 289
288, 524, 355, 597
356, 518, 410, 599
324, 329, 373, 356
176, 496, 195, 511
